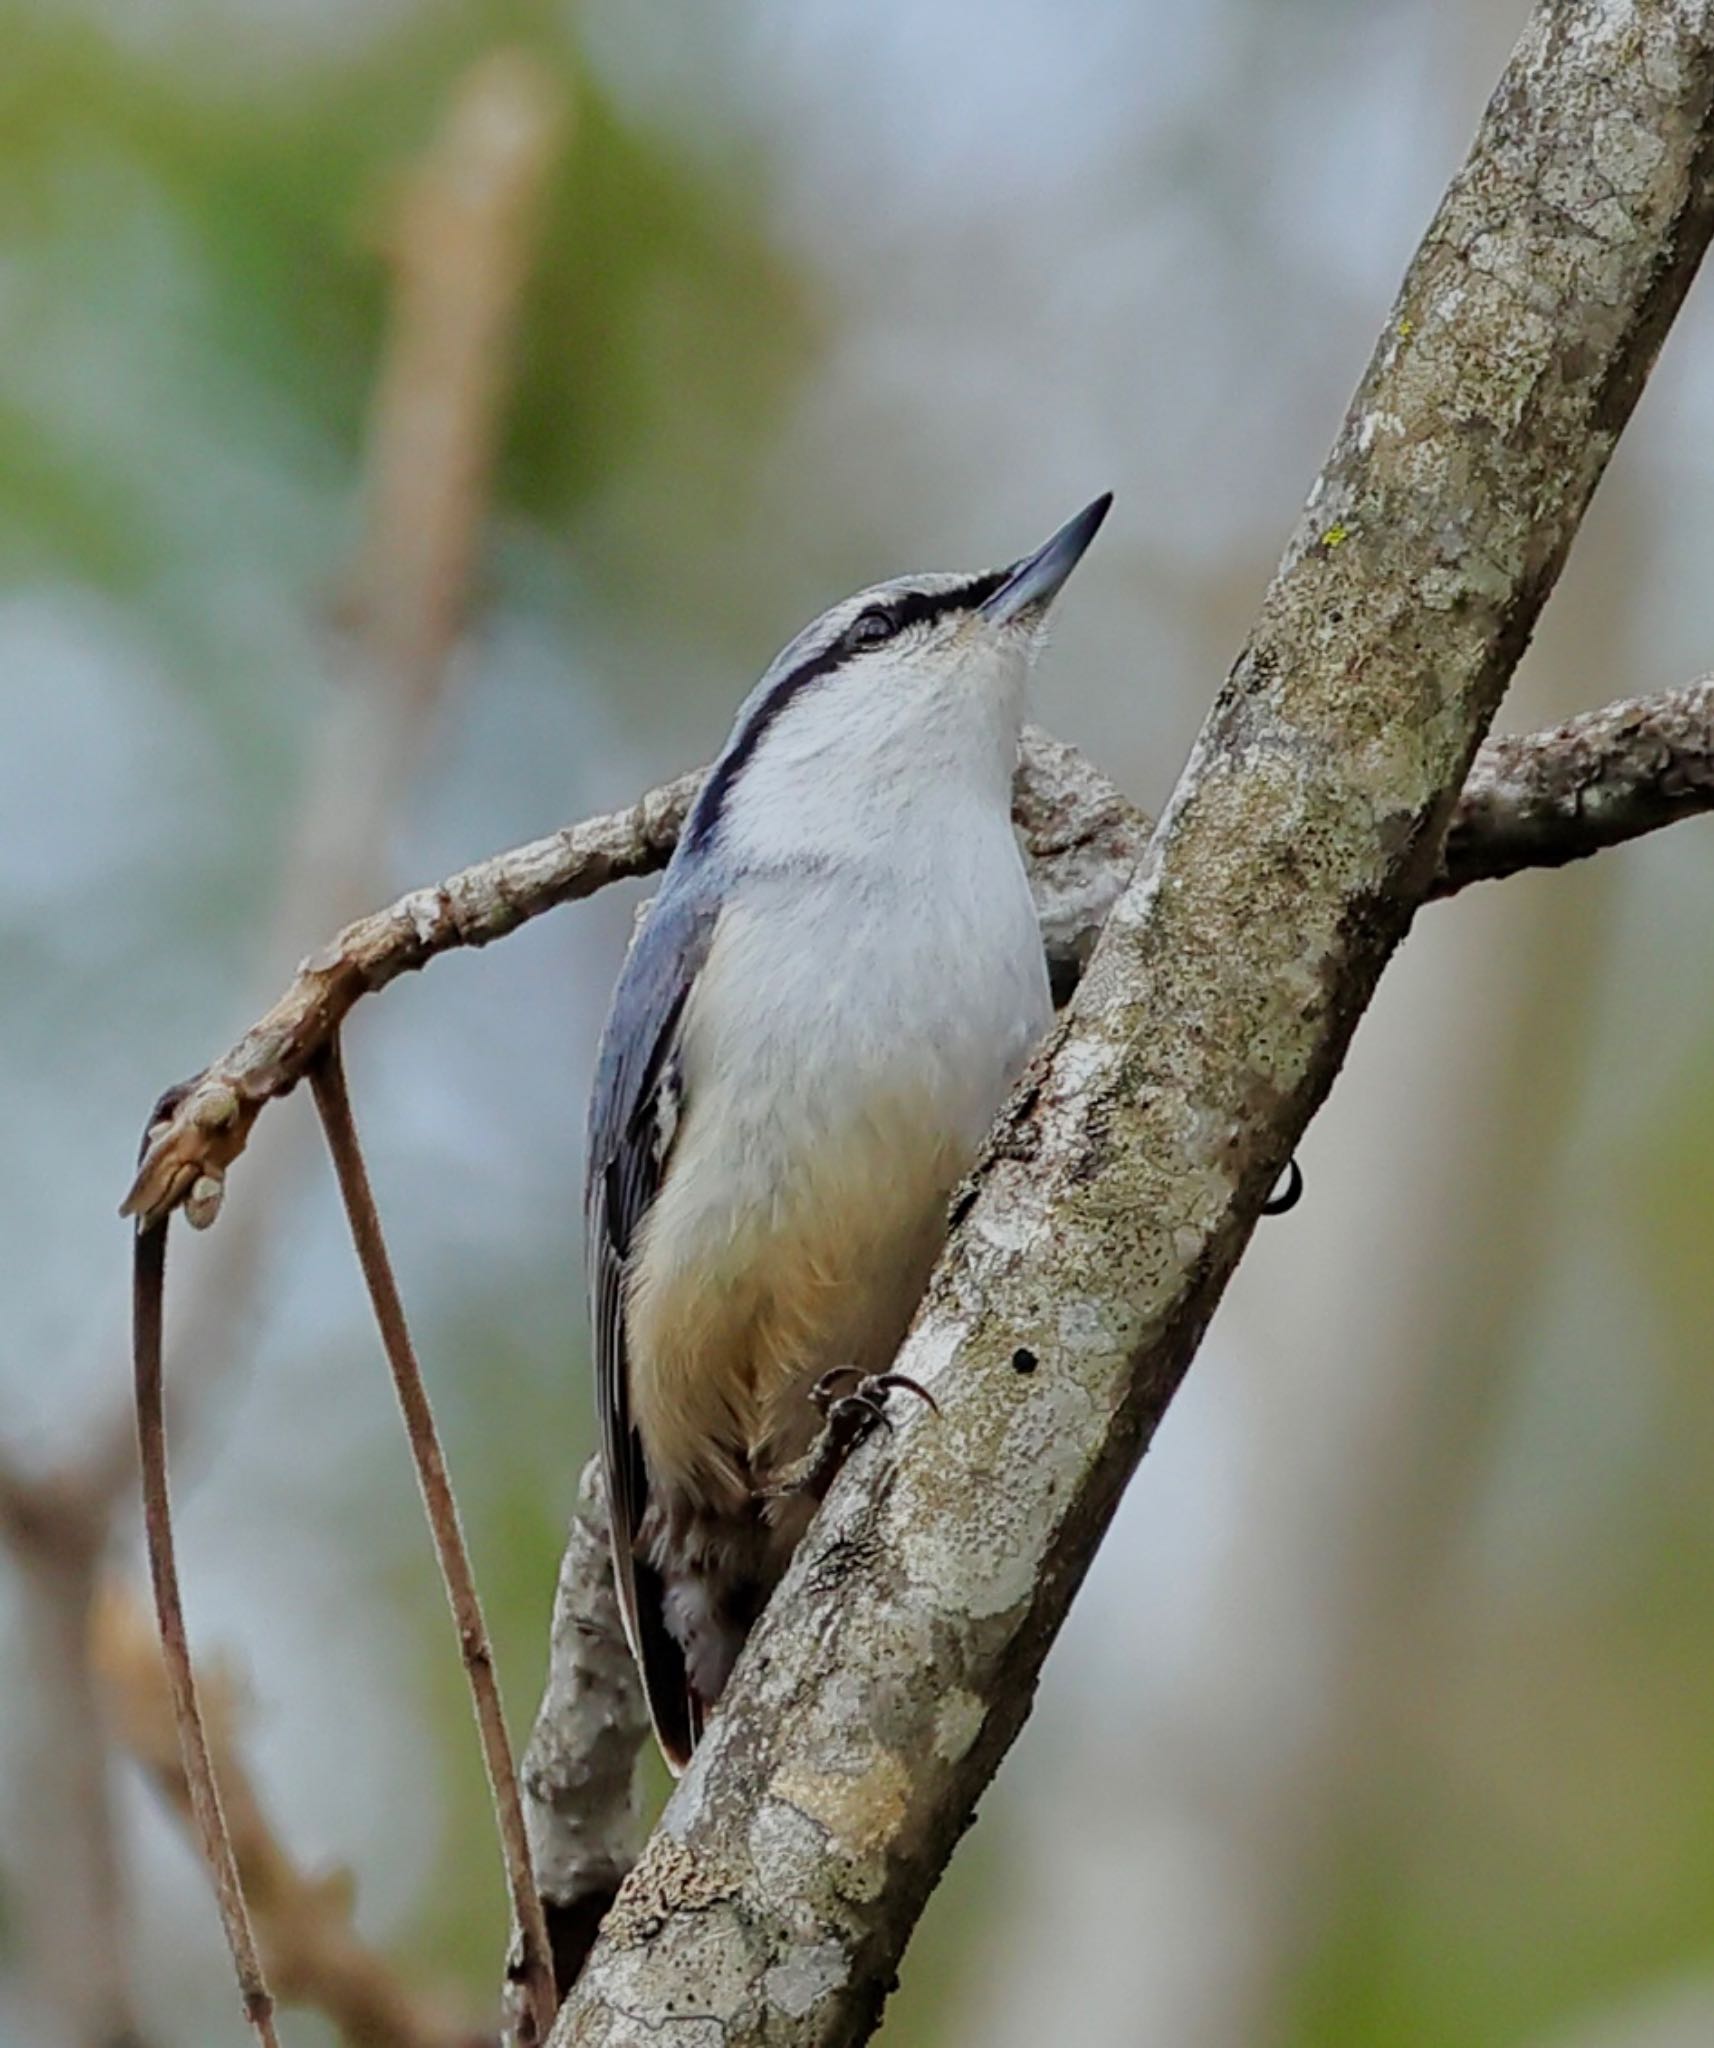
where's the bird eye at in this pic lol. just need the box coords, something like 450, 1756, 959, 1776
846, 605, 897, 652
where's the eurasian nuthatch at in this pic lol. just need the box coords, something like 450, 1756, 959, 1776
585, 495, 1112, 1767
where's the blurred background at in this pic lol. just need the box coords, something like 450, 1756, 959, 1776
4, 2, 1714, 2044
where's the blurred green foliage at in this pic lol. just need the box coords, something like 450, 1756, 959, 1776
0, 0, 815, 644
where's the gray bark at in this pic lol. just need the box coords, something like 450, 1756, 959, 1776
544, 4, 1714, 2043
1433, 676, 1714, 892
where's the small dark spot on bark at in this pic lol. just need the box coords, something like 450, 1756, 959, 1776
1011, 1346, 1038, 1375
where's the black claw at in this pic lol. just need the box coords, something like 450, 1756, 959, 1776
862, 1371, 940, 1417
1262, 1157, 1304, 1216
809, 1365, 863, 1413
840, 1394, 894, 1434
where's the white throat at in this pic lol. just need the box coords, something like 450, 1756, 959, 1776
718, 636, 1030, 871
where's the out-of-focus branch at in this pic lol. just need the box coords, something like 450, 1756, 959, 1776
89, 46, 568, 1506
0, 1459, 138, 2048
508, 1461, 648, 2027
123, 680, 1714, 1234
352, 52, 563, 704
93, 1586, 487, 2048
0, 49, 566, 2048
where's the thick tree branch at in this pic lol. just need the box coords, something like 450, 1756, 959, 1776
121, 681, 1713, 1236
535, 4, 1714, 2041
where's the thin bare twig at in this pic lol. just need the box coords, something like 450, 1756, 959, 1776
133, 1218, 281, 2048
307, 1039, 557, 2048
0, 51, 567, 2046
94, 1585, 487, 2048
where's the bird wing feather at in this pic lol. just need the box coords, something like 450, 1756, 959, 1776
585, 882, 717, 1771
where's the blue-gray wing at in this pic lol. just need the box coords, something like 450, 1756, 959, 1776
584, 881, 716, 1769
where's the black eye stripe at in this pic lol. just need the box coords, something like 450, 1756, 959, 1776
845, 568, 1017, 654
886, 568, 1009, 636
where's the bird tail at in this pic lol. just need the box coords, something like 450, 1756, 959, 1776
627, 1554, 701, 1773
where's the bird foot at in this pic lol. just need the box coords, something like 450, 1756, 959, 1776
760, 1369, 939, 1504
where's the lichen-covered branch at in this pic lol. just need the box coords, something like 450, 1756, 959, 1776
538, 4, 1714, 2042
121, 678, 1714, 1236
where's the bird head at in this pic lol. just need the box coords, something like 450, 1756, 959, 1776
685, 493, 1113, 863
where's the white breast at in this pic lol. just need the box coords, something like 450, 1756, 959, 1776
626, 792, 1050, 1508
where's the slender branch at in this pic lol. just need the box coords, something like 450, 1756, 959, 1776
120, 682, 1714, 1237
94, 1585, 486, 2048
538, 3, 1714, 2040
119, 769, 703, 1232
5, 61, 566, 2039
307, 1041, 558, 2048
133, 1219, 281, 2048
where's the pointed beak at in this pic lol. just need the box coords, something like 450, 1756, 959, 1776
980, 492, 1113, 626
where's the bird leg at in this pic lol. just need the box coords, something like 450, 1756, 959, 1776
760, 1369, 939, 1505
